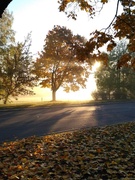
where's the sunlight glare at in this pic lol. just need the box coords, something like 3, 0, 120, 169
13, 62, 100, 103
92, 61, 100, 72
57, 61, 100, 101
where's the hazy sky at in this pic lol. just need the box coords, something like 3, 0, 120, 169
8, 0, 123, 55
6, 0, 123, 102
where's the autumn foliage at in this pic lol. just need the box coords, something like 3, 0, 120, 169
1, 122, 135, 179
33, 26, 90, 101
58, 0, 135, 69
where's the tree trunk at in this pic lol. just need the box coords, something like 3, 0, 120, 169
52, 90, 56, 101
3, 93, 9, 104
3, 97, 8, 104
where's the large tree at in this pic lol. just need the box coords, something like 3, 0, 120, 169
34, 25, 90, 101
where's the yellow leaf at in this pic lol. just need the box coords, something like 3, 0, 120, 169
89, 154, 95, 159
18, 165, 23, 170
101, 0, 108, 4
111, 161, 117, 165
21, 158, 27, 163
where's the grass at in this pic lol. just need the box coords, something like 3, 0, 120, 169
0, 100, 90, 110
0, 99, 133, 110
0, 122, 135, 179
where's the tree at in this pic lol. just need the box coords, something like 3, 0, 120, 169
0, 9, 15, 46
0, 10, 35, 104
0, 34, 36, 104
93, 64, 115, 100
0, 9, 15, 103
0, 10, 36, 104
93, 40, 135, 100
58, 0, 135, 68
34, 25, 90, 101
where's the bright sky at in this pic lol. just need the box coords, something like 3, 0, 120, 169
7, 0, 123, 102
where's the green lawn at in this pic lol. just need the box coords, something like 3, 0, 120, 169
0, 122, 135, 179
0, 100, 90, 109
0, 99, 131, 110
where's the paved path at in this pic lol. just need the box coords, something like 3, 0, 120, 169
0, 102, 135, 144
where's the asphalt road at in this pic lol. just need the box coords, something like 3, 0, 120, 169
0, 102, 135, 144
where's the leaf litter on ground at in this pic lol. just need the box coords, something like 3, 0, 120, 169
0, 122, 135, 179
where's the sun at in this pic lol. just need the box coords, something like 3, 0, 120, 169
92, 61, 100, 72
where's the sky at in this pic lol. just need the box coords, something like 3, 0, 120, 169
6, 0, 123, 102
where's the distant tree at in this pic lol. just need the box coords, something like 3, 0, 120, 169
0, 10, 36, 104
0, 10, 15, 103
0, 9, 15, 46
0, 33, 36, 104
93, 64, 116, 100
93, 40, 135, 100
34, 25, 90, 101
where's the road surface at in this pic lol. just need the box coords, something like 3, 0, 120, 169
0, 102, 135, 144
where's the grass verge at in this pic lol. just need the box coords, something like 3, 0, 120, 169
0, 99, 133, 110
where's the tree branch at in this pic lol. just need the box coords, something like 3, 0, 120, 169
101, 0, 120, 32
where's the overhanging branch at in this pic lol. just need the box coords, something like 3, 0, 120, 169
101, 0, 120, 32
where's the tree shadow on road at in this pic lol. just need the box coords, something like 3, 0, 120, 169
0, 107, 74, 144
1, 103, 135, 144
